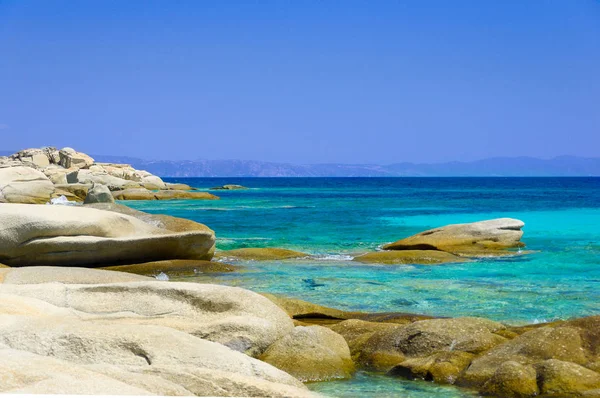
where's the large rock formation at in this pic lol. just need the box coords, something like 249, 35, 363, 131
0, 268, 317, 397
310, 298, 600, 397
0, 147, 218, 204
85, 202, 216, 260
0, 204, 215, 267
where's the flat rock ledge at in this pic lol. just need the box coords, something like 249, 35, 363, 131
355, 218, 527, 265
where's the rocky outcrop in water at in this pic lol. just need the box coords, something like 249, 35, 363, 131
289, 298, 600, 398
211, 184, 249, 190
0, 147, 219, 204
383, 218, 525, 254
355, 218, 526, 265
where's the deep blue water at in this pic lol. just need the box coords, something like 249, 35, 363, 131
125, 177, 600, 397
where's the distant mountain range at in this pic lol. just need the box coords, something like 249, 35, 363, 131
2, 150, 599, 176
86, 155, 600, 177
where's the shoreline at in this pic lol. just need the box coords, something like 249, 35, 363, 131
1, 147, 599, 397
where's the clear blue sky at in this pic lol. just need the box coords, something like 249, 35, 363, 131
1, 0, 598, 164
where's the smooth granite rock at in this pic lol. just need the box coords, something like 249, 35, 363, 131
0, 204, 215, 266
0, 280, 295, 357
69, 169, 142, 190
0, 348, 182, 395
84, 184, 115, 204
261, 326, 355, 382
85, 202, 216, 260
166, 182, 194, 190
0, 266, 152, 285
383, 218, 525, 255
0, 316, 311, 397
0, 166, 55, 204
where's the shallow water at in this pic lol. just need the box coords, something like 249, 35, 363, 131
126, 177, 600, 396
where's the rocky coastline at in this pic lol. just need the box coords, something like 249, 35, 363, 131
0, 147, 598, 397
0, 147, 219, 204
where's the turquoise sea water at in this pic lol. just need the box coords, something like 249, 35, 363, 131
126, 177, 600, 397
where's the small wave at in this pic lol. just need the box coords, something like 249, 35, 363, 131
193, 207, 234, 212
237, 205, 316, 210
531, 318, 549, 324
314, 254, 354, 261
154, 272, 169, 281
217, 237, 272, 241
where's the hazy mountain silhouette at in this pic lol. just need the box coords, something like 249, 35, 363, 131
2, 151, 599, 177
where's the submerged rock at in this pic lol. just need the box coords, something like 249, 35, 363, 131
0, 204, 215, 267
211, 184, 249, 190
353, 250, 466, 265
112, 188, 219, 200
383, 218, 525, 255
215, 248, 308, 261
102, 259, 236, 276
166, 182, 194, 190
263, 294, 434, 325
0, 166, 55, 204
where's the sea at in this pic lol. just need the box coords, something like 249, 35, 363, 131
125, 177, 600, 397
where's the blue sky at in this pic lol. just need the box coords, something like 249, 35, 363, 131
0, 0, 598, 163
